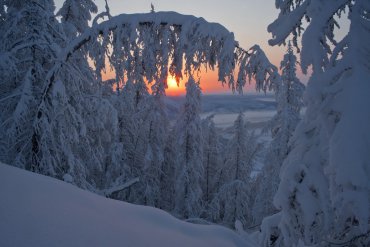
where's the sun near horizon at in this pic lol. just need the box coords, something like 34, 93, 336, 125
103, 68, 244, 96
166, 76, 185, 96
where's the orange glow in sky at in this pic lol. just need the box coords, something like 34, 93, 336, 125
166, 69, 260, 96
166, 70, 232, 96
103, 67, 262, 96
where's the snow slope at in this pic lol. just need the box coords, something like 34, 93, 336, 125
0, 163, 255, 247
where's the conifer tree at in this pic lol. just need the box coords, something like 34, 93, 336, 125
212, 113, 259, 228
0, 0, 63, 171
263, 0, 370, 245
57, 0, 97, 38
173, 76, 204, 219
159, 128, 177, 211
201, 115, 222, 218
140, 95, 168, 207
253, 41, 304, 225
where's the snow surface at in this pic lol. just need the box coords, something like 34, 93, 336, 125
0, 163, 256, 247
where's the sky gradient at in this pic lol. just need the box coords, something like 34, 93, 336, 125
55, 0, 301, 95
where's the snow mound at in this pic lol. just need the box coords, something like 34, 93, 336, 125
0, 163, 255, 247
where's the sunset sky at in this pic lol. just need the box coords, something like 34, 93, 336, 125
55, 0, 305, 95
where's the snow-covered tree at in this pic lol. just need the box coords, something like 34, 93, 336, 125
31, 1, 107, 190
0, 0, 114, 190
0, 0, 63, 170
173, 76, 204, 219
57, 0, 97, 38
253, 41, 304, 225
262, 0, 370, 245
140, 95, 168, 207
212, 113, 260, 228
56, 0, 98, 86
201, 115, 222, 218
121, 91, 168, 207
111, 79, 145, 202
159, 128, 177, 211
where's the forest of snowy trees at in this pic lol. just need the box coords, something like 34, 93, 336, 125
0, 0, 369, 246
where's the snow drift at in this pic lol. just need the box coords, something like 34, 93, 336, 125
0, 163, 255, 247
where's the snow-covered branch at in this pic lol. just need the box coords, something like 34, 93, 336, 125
100, 177, 140, 197
236, 44, 280, 93
58, 11, 278, 93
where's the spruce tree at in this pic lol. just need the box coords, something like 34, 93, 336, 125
263, 0, 370, 245
212, 113, 259, 228
253, 41, 304, 225
173, 76, 204, 219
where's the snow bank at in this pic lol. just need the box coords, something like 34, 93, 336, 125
0, 163, 255, 247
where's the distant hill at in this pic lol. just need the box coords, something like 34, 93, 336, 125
164, 94, 276, 119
